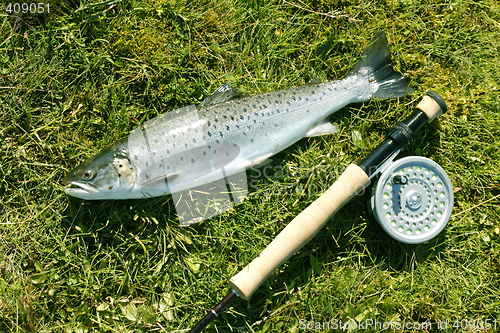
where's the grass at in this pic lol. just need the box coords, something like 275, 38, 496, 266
1, 0, 499, 332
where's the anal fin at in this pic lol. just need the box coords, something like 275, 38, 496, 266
308, 78, 322, 84
244, 153, 273, 169
306, 120, 339, 137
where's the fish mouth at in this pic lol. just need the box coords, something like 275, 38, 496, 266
64, 181, 100, 196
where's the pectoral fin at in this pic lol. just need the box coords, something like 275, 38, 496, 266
305, 120, 339, 137
136, 170, 181, 189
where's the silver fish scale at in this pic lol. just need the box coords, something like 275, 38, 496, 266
128, 105, 211, 186
144, 104, 203, 158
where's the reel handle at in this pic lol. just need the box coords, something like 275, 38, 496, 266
229, 164, 370, 300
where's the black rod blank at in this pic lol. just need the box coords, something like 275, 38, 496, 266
359, 91, 447, 177
189, 290, 238, 333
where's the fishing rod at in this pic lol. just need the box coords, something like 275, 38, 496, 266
189, 91, 449, 332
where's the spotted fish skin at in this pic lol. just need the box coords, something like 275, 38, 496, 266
198, 74, 372, 167
63, 31, 413, 200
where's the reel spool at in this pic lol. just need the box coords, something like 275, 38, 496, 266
368, 156, 453, 244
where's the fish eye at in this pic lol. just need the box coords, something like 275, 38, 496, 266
81, 170, 94, 180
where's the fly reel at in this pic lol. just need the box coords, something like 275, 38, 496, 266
368, 156, 453, 244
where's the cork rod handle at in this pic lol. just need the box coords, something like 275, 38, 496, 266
229, 164, 370, 300
416, 92, 448, 122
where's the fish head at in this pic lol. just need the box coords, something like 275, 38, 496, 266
63, 140, 136, 200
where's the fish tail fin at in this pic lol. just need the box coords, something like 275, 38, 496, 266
350, 31, 414, 99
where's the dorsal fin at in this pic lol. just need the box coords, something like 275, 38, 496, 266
199, 83, 248, 107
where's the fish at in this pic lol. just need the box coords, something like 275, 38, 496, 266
63, 31, 413, 203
